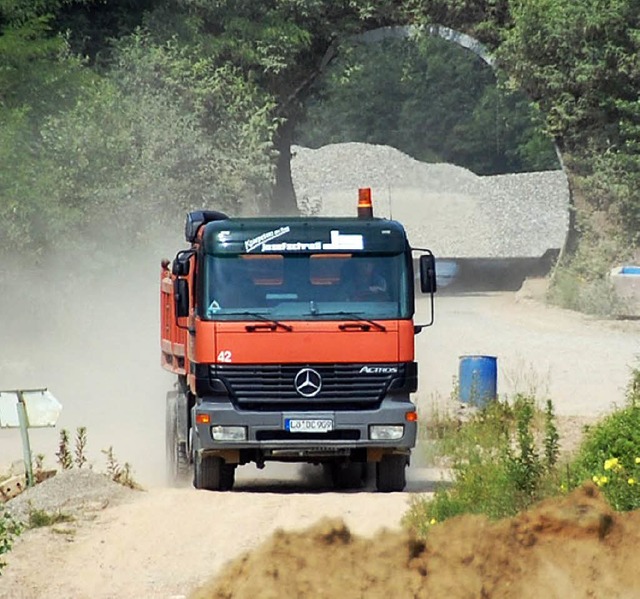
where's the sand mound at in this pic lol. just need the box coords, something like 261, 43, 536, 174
192, 484, 640, 599
5, 469, 137, 524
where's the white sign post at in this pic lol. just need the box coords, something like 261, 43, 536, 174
0, 389, 62, 487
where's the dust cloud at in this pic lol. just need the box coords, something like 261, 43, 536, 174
0, 228, 183, 486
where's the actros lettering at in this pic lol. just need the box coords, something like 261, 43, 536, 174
359, 366, 398, 374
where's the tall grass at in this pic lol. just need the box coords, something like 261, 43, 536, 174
406, 394, 562, 536
405, 366, 640, 538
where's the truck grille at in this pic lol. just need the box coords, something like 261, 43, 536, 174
211, 363, 403, 409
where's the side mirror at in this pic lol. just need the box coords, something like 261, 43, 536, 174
172, 251, 192, 276
171, 252, 191, 277
174, 279, 190, 318
172, 261, 187, 277
419, 254, 437, 294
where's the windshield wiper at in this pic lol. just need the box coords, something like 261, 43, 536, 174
316, 311, 387, 332
237, 311, 293, 332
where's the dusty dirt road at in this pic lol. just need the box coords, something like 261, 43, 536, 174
1, 288, 639, 598
1, 480, 416, 598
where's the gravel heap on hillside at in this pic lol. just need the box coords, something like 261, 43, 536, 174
6, 469, 136, 524
291, 143, 570, 258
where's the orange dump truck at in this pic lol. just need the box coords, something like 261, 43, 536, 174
161, 190, 436, 491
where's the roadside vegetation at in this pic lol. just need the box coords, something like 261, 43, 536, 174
0, 510, 21, 575
406, 366, 640, 537
26, 507, 73, 529
55, 427, 141, 490
406, 395, 562, 535
569, 368, 640, 511
547, 228, 635, 316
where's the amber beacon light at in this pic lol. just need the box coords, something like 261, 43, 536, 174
358, 187, 374, 219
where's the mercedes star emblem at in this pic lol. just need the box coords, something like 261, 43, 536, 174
294, 368, 322, 398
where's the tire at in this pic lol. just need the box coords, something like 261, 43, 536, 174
193, 452, 236, 491
165, 391, 190, 486
376, 454, 407, 492
330, 461, 365, 490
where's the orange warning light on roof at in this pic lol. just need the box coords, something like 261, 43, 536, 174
358, 187, 372, 207
358, 187, 374, 219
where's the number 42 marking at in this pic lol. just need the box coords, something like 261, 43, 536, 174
217, 350, 232, 363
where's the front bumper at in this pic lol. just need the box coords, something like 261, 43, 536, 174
193, 398, 417, 460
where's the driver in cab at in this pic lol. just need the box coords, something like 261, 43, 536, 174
342, 258, 389, 301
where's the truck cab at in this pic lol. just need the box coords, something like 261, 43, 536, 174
161, 191, 436, 491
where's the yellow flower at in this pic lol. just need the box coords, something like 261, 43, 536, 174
429, 518, 437, 525
592, 475, 599, 483
628, 478, 636, 486
593, 475, 609, 487
604, 457, 621, 471
560, 484, 567, 492
636, 457, 640, 465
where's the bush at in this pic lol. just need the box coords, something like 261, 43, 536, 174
568, 366, 640, 511
27, 508, 73, 529
0, 511, 22, 575
547, 220, 631, 317
548, 269, 627, 317
405, 395, 561, 535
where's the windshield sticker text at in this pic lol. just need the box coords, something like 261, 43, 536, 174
260, 230, 364, 253
323, 230, 364, 250
263, 241, 322, 252
244, 226, 290, 252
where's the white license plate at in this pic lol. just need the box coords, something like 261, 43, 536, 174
285, 418, 333, 433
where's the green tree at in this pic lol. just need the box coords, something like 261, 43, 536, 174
160, 0, 434, 213
500, 0, 640, 241
0, 30, 278, 255
296, 36, 557, 175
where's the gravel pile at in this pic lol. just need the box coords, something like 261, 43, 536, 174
291, 142, 569, 258
5, 469, 136, 524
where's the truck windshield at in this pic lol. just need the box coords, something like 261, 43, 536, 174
201, 253, 411, 321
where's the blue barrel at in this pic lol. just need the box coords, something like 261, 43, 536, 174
621, 266, 640, 275
458, 355, 497, 407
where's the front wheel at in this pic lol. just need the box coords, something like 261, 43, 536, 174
193, 452, 236, 491
329, 462, 366, 490
376, 454, 407, 492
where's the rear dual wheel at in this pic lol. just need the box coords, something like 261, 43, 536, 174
165, 391, 190, 486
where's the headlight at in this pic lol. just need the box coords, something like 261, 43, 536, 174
211, 426, 247, 441
369, 425, 404, 440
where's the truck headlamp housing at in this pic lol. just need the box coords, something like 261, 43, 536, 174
369, 425, 404, 440
211, 425, 246, 441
